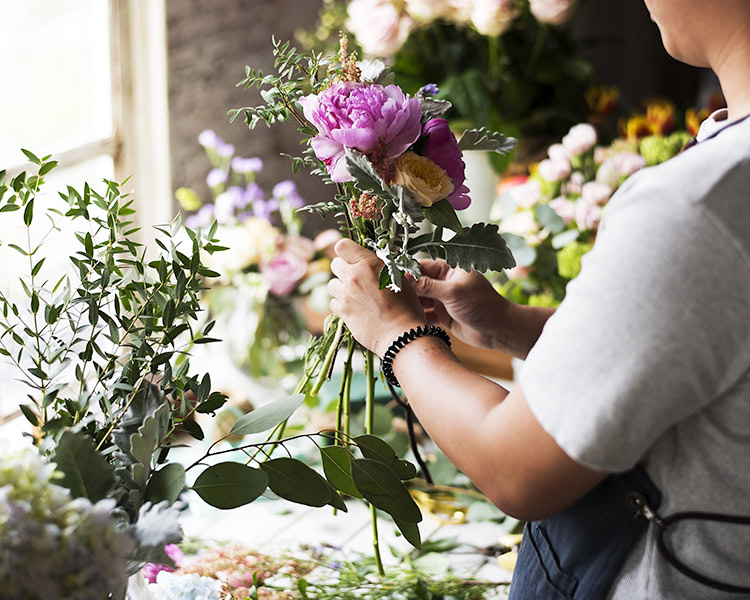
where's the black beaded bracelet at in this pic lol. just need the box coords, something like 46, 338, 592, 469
381, 325, 451, 388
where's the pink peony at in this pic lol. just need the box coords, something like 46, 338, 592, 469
529, 0, 577, 25
262, 251, 309, 296
300, 81, 422, 183
420, 118, 471, 210
347, 0, 414, 56
562, 123, 597, 155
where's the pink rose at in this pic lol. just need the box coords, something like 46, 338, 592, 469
547, 143, 572, 163
313, 229, 343, 258
538, 158, 571, 182
581, 181, 612, 206
347, 0, 414, 56
420, 118, 471, 210
510, 179, 543, 208
562, 123, 597, 155
530, 0, 577, 25
262, 251, 308, 296
471, 0, 519, 36
549, 196, 577, 224
575, 199, 603, 231
565, 171, 585, 195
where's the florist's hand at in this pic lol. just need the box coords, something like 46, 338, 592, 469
328, 239, 427, 357
414, 259, 509, 350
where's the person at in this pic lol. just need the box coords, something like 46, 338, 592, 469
327, 0, 750, 597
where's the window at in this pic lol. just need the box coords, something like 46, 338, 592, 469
0, 0, 172, 432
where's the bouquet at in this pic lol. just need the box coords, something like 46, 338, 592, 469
176, 132, 340, 382
491, 98, 706, 306
299, 0, 592, 169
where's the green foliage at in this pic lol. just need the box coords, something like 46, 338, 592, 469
457, 128, 518, 155
0, 158, 227, 527
192, 462, 269, 509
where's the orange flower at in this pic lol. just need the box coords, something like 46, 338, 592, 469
621, 115, 653, 142
586, 86, 619, 122
645, 99, 675, 135
685, 107, 711, 137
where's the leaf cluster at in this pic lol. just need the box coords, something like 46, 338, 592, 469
0, 158, 227, 526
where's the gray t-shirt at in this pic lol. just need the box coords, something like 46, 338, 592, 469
518, 111, 750, 599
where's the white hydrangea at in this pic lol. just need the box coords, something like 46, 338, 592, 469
0, 448, 134, 600
149, 571, 222, 600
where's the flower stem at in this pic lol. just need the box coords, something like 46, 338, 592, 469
310, 319, 344, 397
365, 349, 385, 577
336, 341, 355, 444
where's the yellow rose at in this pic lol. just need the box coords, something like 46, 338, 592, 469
393, 152, 454, 207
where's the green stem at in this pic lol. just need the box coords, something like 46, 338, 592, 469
335, 341, 355, 444
365, 349, 385, 576
310, 319, 344, 397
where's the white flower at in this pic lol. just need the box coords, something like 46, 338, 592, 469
0, 448, 134, 600
547, 143, 572, 163
529, 0, 577, 25
404, 0, 454, 22
149, 571, 222, 600
500, 210, 539, 239
562, 123, 598, 155
347, 0, 414, 56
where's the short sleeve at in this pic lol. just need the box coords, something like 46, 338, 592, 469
518, 176, 750, 472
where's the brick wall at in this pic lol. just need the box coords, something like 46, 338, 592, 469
166, 0, 331, 227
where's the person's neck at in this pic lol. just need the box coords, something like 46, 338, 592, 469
710, 27, 750, 121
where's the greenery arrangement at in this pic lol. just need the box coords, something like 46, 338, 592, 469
0, 155, 227, 597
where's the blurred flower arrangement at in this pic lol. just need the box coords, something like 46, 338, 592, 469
176, 130, 340, 382
298, 0, 593, 172
138, 541, 503, 600
491, 98, 711, 306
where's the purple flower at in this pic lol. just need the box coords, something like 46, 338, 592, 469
198, 129, 222, 149
232, 156, 263, 174
216, 142, 235, 158
420, 118, 471, 210
262, 251, 308, 296
300, 81, 422, 182
206, 168, 228, 188
252, 197, 279, 221
273, 180, 305, 209
185, 204, 214, 229
419, 83, 440, 96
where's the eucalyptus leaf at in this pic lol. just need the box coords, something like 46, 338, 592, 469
552, 228, 580, 249
502, 233, 537, 267
192, 462, 268, 509
355, 434, 417, 480
394, 517, 422, 549
351, 458, 422, 523
534, 204, 565, 234
144, 463, 185, 504
229, 393, 304, 436
320, 445, 362, 498
260, 458, 331, 508
457, 128, 518, 154
53, 431, 116, 501
422, 199, 463, 235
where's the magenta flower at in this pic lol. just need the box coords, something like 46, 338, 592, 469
299, 81, 422, 182
262, 251, 308, 296
142, 544, 184, 584
420, 118, 471, 210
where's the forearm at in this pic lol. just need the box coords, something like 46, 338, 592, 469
390, 334, 604, 520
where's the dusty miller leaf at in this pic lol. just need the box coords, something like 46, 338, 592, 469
409, 223, 516, 273
457, 128, 517, 154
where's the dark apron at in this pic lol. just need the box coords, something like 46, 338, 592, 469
508, 465, 661, 600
